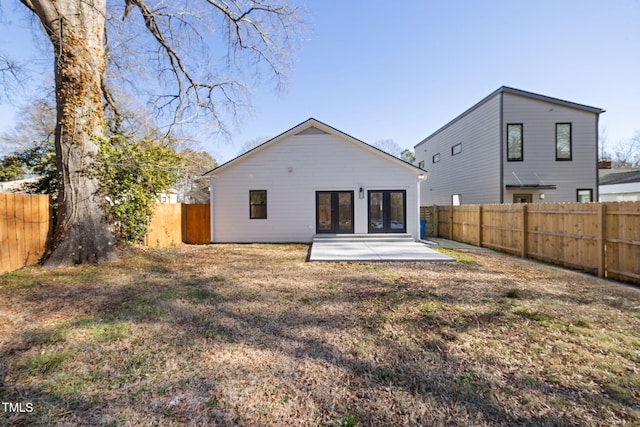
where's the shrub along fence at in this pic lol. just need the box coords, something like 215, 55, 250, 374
0, 193, 51, 275
423, 201, 640, 284
1, 198, 211, 274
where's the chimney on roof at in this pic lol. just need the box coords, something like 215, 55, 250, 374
598, 160, 612, 169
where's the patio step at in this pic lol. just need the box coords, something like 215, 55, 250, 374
312, 234, 415, 243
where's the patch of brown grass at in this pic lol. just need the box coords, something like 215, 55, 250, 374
1, 244, 639, 426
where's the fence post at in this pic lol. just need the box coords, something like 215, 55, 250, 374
521, 204, 528, 258
597, 203, 606, 278
477, 205, 483, 247
433, 205, 439, 237
449, 206, 454, 241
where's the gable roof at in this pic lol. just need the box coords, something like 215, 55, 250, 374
206, 118, 425, 175
415, 86, 604, 147
600, 169, 640, 186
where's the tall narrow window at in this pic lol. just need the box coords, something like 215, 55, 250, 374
507, 124, 523, 161
249, 190, 267, 219
418, 160, 425, 169
556, 123, 572, 161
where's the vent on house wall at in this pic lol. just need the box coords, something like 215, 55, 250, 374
296, 126, 330, 136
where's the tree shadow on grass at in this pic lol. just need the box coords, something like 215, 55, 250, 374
1, 247, 638, 425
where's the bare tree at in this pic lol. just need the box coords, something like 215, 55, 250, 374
238, 136, 270, 155
612, 131, 640, 168
14, 0, 302, 267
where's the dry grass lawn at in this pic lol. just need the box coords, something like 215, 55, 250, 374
1, 244, 639, 426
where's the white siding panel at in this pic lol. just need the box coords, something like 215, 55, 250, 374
211, 134, 420, 242
502, 93, 598, 203
415, 94, 501, 205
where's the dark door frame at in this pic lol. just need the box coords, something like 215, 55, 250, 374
368, 190, 407, 233
315, 191, 354, 234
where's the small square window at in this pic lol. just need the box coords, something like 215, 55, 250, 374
556, 123, 572, 161
249, 190, 267, 219
577, 189, 592, 203
432, 153, 440, 163
418, 160, 425, 169
452, 143, 462, 156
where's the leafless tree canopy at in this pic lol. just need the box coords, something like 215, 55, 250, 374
106, 0, 302, 132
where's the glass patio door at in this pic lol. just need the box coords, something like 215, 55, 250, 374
368, 190, 406, 233
316, 191, 354, 234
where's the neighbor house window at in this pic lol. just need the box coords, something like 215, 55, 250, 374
577, 189, 593, 203
452, 194, 461, 205
432, 153, 440, 163
249, 190, 267, 219
452, 143, 462, 156
507, 123, 523, 161
418, 160, 425, 169
556, 123, 572, 160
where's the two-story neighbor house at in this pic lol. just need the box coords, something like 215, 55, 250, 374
415, 86, 604, 205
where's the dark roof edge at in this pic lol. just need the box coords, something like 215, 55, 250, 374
415, 86, 604, 148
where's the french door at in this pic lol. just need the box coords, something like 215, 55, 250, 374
368, 190, 406, 233
316, 191, 354, 234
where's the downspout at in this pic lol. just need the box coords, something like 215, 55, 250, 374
499, 91, 504, 203
595, 112, 601, 201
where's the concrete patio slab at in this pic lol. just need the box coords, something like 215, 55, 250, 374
309, 235, 455, 262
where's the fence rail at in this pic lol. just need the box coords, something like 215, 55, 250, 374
425, 201, 640, 285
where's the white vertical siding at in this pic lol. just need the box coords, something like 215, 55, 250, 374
502, 93, 598, 203
415, 94, 502, 205
211, 132, 421, 242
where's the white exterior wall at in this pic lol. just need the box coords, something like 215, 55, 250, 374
502, 93, 598, 203
415, 94, 501, 205
210, 131, 421, 242
599, 183, 640, 201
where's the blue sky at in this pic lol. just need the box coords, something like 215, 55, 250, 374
1, 0, 639, 163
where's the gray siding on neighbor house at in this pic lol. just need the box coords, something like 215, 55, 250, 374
502, 92, 599, 203
415, 93, 502, 205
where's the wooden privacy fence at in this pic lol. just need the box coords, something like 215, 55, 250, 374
429, 201, 640, 284
1, 199, 209, 274
0, 193, 50, 274
145, 203, 210, 247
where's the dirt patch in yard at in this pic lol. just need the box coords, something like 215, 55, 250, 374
1, 244, 639, 426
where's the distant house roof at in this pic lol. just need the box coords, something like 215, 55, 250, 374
600, 170, 640, 186
206, 118, 426, 176
416, 86, 604, 147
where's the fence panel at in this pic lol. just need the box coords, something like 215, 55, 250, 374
452, 205, 480, 246
437, 206, 452, 239
0, 193, 50, 274
145, 203, 183, 247
480, 204, 522, 255
605, 201, 640, 284
183, 204, 211, 244
527, 203, 600, 273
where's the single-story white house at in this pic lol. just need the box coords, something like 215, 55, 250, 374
205, 118, 427, 243
599, 169, 640, 202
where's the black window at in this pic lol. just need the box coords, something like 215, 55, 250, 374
418, 160, 425, 169
577, 189, 593, 203
556, 123, 572, 161
452, 144, 462, 156
507, 124, 523, 161
432, 153, 440, 163
249, 190, 267, 219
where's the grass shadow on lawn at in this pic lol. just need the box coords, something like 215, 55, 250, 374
1, 244, 639, 426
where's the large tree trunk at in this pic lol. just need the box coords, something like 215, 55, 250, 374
24, 0, 117, 267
